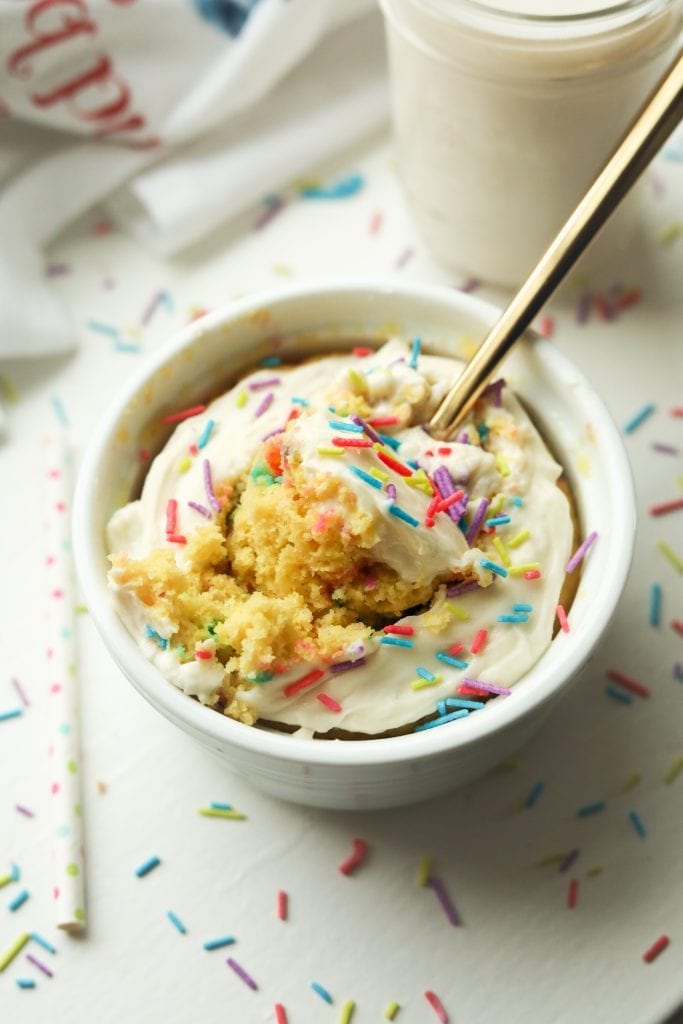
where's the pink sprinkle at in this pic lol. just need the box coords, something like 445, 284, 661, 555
316, 693, 342, 712
670, 620, 683, 638
369, 210, 383, 234
556, 605, 570, 633
470, 629, 487, 654
524, 570, 542, 580
458, 277, 481, 293
166, 534, 187, 545
649, 497, 683, 517
566, 531, 598, 573
249, 377, 281, 392
275, 1004, 288, 1024
277, 890, 288, 920
254, 392, 274, 418
461, 677, 511, 696
538, 314, 555, 338
425, 990, 449, 1022
339, 838, 368, 876
567, 878, 579, 909
166, 498, 178, 535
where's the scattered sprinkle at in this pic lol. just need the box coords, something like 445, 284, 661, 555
606, 669, 650, 699
15, 805, 34, 817
30, 933, 56, 955
167, 911, 187, 934
277, 890, 288, 921
460, 677, 511, 696
664, 757, 683, 784
577, 801, 606, 817
417, 855, 432, 887
348, 465, 383, 490
283, 668, 325, 698
436, 652, 468, 670
623, 403, 655, 434
628, 810, 647, 838
197, 419, 215, 449
586, 865, 604, 877
651, 442, 679, 455
299, 172, 364, 199
226, 957, 257, 991
567, 879, 579, 909
316, 693, 342, 712
51, 396, 69, 427
409, 337, 421, 370
380, 635, 414, 648
203, 935, 236, 951
623, 772, 642, 791
254, 392, 274, 418
339, 1000, 356, 1024
0, 933, 30, 972
524, 780, 545, 809
163, 404, 206, 425
415, 709, 469, 731
198, 807, 246, 820
275, 1003, 288, 1024
135, 855, 161, 878
388, 505, 420, 527
650, 583, 662, 626
0, 708, 23, 722
311, 981, 333, 1004
643, 935, 669, 963
394, 246, 415, 269
605, 684, 633, 705
566, 531, 598, 573
470, 629, 487, 654
498, 613, 529, 623
339, 839, 368, 876
650, 497, 683, 516
657, 540, 683, 573
8, 889, 29, 912
429, 874, 461, 926
425, 990, 449, 1022
480, 559, 508, 578
16, 978, 36, 989
384, 1002, 400, 1020
556, 605, 570, 632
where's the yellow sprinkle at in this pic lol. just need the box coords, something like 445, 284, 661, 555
369, 467, 389, 482
0, 873, 14, 890
495, 452, 510, 477
443, 602, 469, 621
0, 375, 19, 403
508, 562, 540, 577
677, 475, 683, 491
198, 808, 246, 820
513, 797, 525, 813
657, 540, 683, 573
411, 675, 442, 691
456, 335, 478, 360
417, 855, 432, 887
659, 221, 682, 245
404, 470, 432, 495
74, 603, 89, 614
339, 1000, 356, 1024
664, 756, 683, 785
384, 1001, 401, 1020
622, 772, 641, 792
347, 368, 368, 395
507, 529, 530, 549
492, 537, 511, 567
576, 452, 591, 479
488, 493, 505, 514
271, 263, 293, 276
536, 853, 566, 867
496, 758, 519, 772
317, 446, 346, 457
586, 865, 604, 877
236, 390, 248, 409
0, 933, 30, 972
177, 457, 192, 474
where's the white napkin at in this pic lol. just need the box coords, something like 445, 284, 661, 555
0, 0, 387, 358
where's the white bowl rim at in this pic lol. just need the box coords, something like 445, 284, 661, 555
73, 278, 635, 768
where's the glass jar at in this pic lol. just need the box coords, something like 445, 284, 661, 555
379, 0, 681, 285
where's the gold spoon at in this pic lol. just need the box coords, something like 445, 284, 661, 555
428, 48, 683, 439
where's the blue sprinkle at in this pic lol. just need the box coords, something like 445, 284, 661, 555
623, 402, 655, 434
311, 981, 333, 1004
650, 583, 662, 626
291, 397, 309, 406
210, 802, 233, 811
476, 423, 490, 441
300, 172, 364, 200
605, 684, 633, 705
377, 432, 401, 451
480, 559, 508, 578
167, 911, 187, 934
145, 625, 168, 650
380, 636, 414, 649
388, 505, 419, 527
30, 933, 57, 955
348, 466, 383, 490
0, 708, 22, 722
416, 667, 436, 682
510, 495, 523, 507
329, 419, 364, 433
628, 810, 647, 838
10, 863, 20, 882
415, 709, 469, 731
135, 855, 161, 878
577, 800, 607, 817
51, 395, 69, 427
197, 419, 215, 449
8, 889, 29, 912
260, 356, 282, 367
409, 336, 421, 370
160, 289, 174, 313
486, 515, 511, 527
203, 935, 236, 951
512, 603, 533, 613
86, 318, 119, 339
16, 979, 36, 989
436, 652, 469, 670
406, 459, 419, 470
114, 340, 141, 354
498, 614, 529, 623
525, 780, 545, 808
444, 697, 485, 711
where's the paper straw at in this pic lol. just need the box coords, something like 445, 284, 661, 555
44, 433, 86, 932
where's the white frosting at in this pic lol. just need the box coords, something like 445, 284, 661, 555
108, 340, 573, 736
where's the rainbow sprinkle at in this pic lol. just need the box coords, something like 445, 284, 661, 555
657, 540, 683, 573
428, 874, 461, 926
339, 1000, 356, 1023
628, 810, 647, 838
388, 505, 420, 527
643, 935, 669, 963
480, 559, 508, 578
348, 466, 383, 490
566, 531, 598, 573
227, 957, 257, 990
380, 636, 414, 648
203, 935, 236, 950
311, 981, 333, 1004
135, 855, 161, 878
0, 933, 30, 972
524, 781, 545, 808
409, 337, 422, 370
167, 911, 187, 934
425, 990, 449, 1022
577, 801, 606, 817
623, 403, 655, 434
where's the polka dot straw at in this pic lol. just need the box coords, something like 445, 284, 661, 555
44, 433, 86, 932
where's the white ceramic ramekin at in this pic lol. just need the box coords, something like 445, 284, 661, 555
73, 281, 635, 810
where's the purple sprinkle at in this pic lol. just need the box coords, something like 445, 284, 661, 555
45, 262, 71, 277
249, 377, 281, 392
461, 677, 511, 696
482, 378, 506, 407
465, 497, 490, 545
428, 874, 462, 926
673, 663, 683, 682
652, 442, 679, 455
15, 805, 34, 817
446, 579, 481, 598
11, 678, 29, 707
203, 459, 222, 513
559, 848, 580, 873
254, 392, 274, 419
457, 431, 469, 444
576, 291, 592, 324
252, 194, 286, 231
388, 357, 406, 367
386, 484, 397, 501
330, 658, 367, 674
351, 413, 382, 445
140, 289, 163, 326
26, 953, 53, 978
433, 466, 462, 525
458, 277, 481, 293
394, 246, 414, 269
261, 427, 285, 442
226, 957, 257, 991
566, 531, 598, 573
188, 500, 212, 518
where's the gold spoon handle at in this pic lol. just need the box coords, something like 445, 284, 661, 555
429, 48, 683, 439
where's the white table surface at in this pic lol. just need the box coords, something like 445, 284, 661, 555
1, 133, 682, 1024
